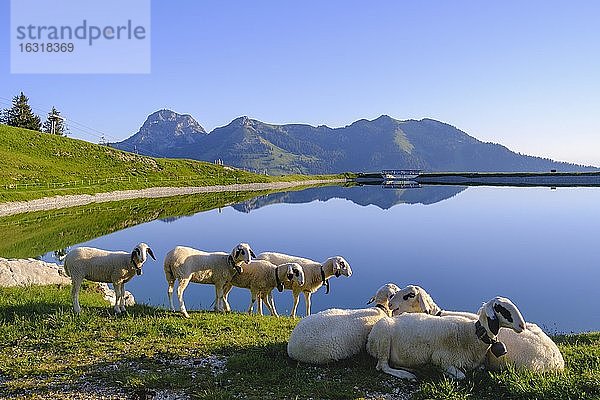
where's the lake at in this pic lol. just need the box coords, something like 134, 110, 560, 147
6, 184, 599, 333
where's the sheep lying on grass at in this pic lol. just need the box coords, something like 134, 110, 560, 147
287, 283, 402, 364
164, 243, 254, 317
392, 285, 564, 372
223, 261, 305, 316
256, 252, 352, 317
367, 296, 526, 380
64, 243, 155, 314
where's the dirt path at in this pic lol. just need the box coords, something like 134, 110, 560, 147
0, 179, 344, 218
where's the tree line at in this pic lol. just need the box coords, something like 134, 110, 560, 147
0, 92, 67, 136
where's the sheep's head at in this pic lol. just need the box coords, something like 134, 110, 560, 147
130, 243, 156, 275
479, 296, 526, 337
389, 285, 440, 316
285, 262, 304, 286
330, 256, 352, 278
230, 243, 255, 273
367, 283, 400, 307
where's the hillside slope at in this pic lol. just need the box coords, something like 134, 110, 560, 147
113, 111, 597, 174
0, 124, 330, 202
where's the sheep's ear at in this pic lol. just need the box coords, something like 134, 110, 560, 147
367, 296, 375, 305
147, 247, 156, 260
417, 291, 430, 314
487, 316, 500, 336
130, 250, 137, 263
277, 282, 284, 292
249, 249, 256, 258
484, 301, 497, 320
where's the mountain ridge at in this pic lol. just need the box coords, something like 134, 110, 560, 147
112, 110, 597, 174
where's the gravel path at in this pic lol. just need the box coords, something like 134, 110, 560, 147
0, 179, 344, 218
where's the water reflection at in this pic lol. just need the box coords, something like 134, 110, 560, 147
233, 184, 466, 213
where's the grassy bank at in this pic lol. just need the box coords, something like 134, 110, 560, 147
0, 124, 343, 202
0, 286, 598, 399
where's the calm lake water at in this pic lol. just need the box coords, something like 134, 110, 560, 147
31, 184, 599, 333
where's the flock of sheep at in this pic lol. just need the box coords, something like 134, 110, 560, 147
62, 241, 564, 380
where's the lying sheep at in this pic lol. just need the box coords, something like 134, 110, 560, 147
223, 261, 305, 316
287, 283, 403, 364
391, 285, 564, 372
64, 243, 155, 314
164, 243, 254, 317
256, 252, 352, 317
367, 296, 526, 380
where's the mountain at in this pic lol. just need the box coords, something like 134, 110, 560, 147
113, 109, 207, 157
112, 111, 596, 174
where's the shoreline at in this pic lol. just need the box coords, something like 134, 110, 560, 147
0, 179, 344, 217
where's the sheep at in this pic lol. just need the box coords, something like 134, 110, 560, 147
222, 261, 305, 317
391, 285, 564, 372
63, 243, 155, 314
367, 296, 526, 380
286, 283, 403, 364
256, 252, 352, 317
164, 243, 254, 317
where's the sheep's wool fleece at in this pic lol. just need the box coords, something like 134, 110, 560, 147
287, 307, 388, 364
486, 323, 564, 371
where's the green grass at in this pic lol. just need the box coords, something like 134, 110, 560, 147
0, 286, 598, 399
0, 124, 344, 202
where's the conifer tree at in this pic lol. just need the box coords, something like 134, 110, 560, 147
4, 92, 41, 131
42, 106, 66, 136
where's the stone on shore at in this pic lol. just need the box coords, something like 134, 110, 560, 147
0, 258, 71, 287
0, 258, 135, 307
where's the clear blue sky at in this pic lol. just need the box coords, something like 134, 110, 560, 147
2, 1, 599, 166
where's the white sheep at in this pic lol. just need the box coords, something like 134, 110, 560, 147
392, 285, 564, 372
223, 261, 305, 317
367, 296, 526, 380
286, 283, 403, 364
63, 243, 156, 314
164, 243, 254, 317
256, 252, 352, 317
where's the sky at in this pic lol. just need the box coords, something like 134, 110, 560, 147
1, 1, 600, 166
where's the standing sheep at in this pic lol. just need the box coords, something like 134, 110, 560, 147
367, 296, 526, 380
287, 283, 403, 364
390, 285, 564, 372
164, 243, 255, 317
63, 243, 155, 314
223, 261, 305, 316
256, 252, 352, 317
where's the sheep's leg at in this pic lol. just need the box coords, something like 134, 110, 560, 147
304, 291, 312, 316
119, 283, 127, 313
177, 277, 191, 318
290, 291, 300, 318
247, 291, 257, 314
257, 294, 264, 315
265, 291, 278, 317
214, 285, 224, 312
71, 280, 82, 314
113, 283, 123, 314
222, 283, 232, 312
167, 280, 176, 312
444, 366, 466, 380
379, 363, 418, 380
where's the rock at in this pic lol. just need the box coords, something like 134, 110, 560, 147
97, 282, 136, 307
0, 258, 71, 287
0, 258, 135, 307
